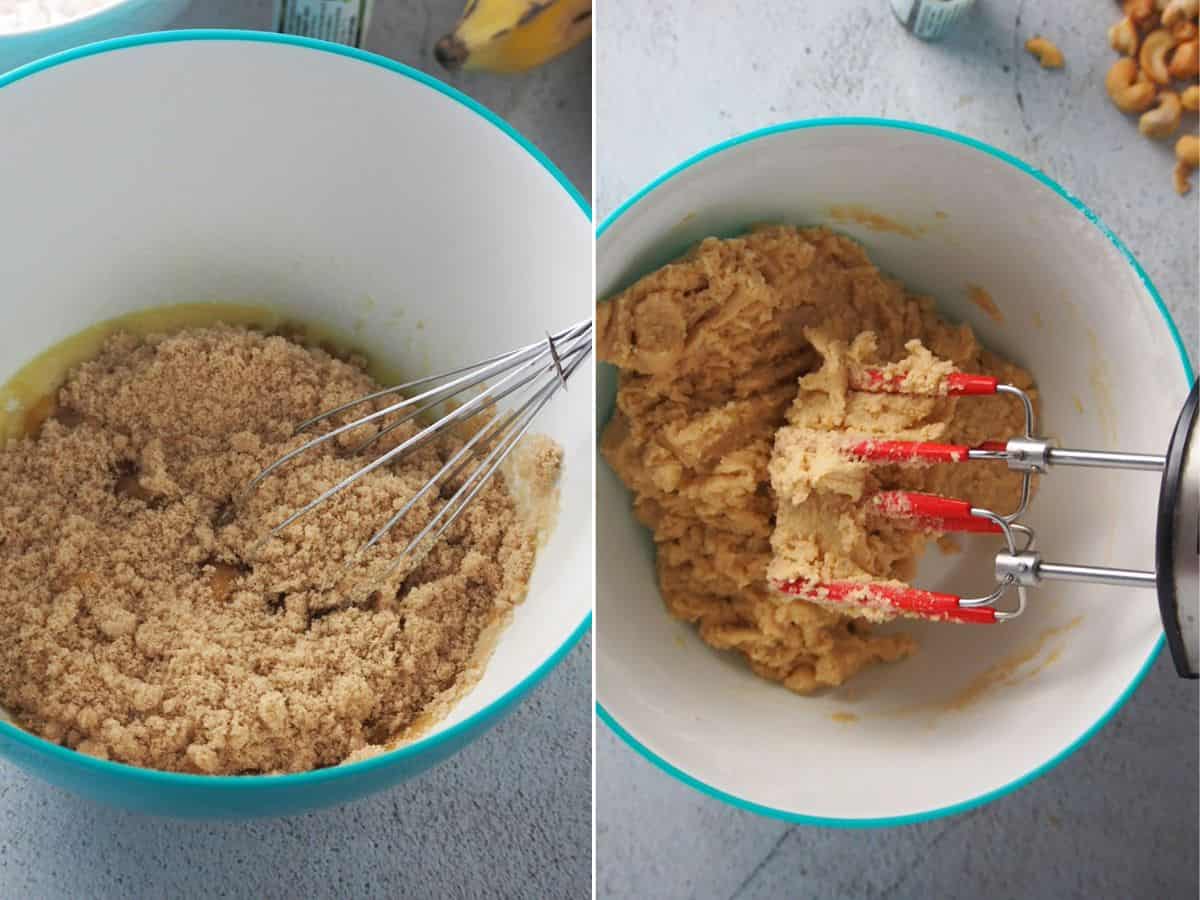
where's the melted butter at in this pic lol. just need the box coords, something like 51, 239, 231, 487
883, 615, 1083, 722
826, 204, 928, 239
0, 303, 402, 443
966, 283, 1005, 324
938, 616, 1082, 712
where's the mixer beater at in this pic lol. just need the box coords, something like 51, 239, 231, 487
776, 372, 1199, 678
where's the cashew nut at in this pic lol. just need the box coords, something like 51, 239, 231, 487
1140, 91, 1183, 137
1176, 136, 1199, 194
1169, 39, 1199, 78
1110, 18, 1141, 56
1178, 134, 1200, 166
1183, 84, 1200, 110
1125, 0, 1158, 26
1025, 36, 1064, 68
1174, 136, 1199, 194
1140, 29, 1177, 84
1173, 19, 1199, 41
1162, 0, 1199, 27
1106, 58, 1159, 112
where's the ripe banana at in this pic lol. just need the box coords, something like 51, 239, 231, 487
434, 0, 592, 74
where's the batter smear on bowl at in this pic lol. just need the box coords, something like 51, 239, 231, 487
0, 325, 559, 773
598, 226, 1034, 693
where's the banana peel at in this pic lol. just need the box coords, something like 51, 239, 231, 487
434, 0, 592, 74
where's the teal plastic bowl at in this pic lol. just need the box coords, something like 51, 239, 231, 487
0, 0, 190, 73
0, 32, 592, 818
0, 674, 572, 817
595, 119, 1192, 826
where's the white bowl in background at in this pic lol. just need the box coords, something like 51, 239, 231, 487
0, 32, 591, 816
596, 119, 1193, 826
0, 0, 191, 74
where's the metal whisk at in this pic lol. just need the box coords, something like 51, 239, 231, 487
777, 370, 1199, 679
241, 320, 591, 586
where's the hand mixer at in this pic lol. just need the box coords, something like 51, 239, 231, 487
776, 372, 1199, 679
240, 320, 591, 595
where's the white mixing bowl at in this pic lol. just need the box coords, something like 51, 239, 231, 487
0, 32, 591, 816
596, 119, 1193, 826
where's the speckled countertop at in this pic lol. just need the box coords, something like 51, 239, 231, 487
597, 1, 1198, 898
0, 2, 591, 898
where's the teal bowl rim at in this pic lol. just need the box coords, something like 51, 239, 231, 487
595, 117, 1195, 829
0, 29, 592, 789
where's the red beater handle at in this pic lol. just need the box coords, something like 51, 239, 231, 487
848, 440, 972, 464
948, 373, 1001, 395
870, 491, 1003, 533
850, 370, 999, 396
776, 579, 997, 624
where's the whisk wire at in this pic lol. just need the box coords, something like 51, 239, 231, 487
359, 401, 519, 556
359, 333, 590, 557
250, 323, 592, 499
377, 339, 589, 584
246, 343, 550, 495
245, 320, 591, 581
261, 330, 587, 543
291, 321, 588, 435
351, 326, 587, 456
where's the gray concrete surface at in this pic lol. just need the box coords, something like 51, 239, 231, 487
597, 1, 1199, 898
0, 2, 592, 898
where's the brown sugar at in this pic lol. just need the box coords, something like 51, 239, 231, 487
598, 226, 1033, 694
0, 325, 557, 774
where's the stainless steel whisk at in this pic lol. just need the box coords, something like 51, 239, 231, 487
241, 320, 591, 585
